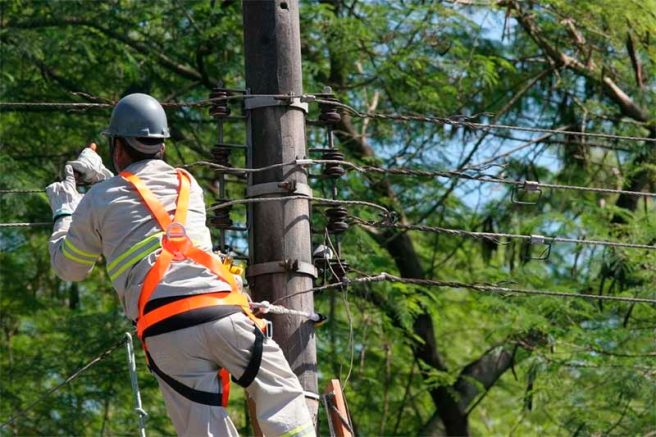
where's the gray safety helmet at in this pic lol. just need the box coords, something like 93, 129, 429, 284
103, 93, 170, 154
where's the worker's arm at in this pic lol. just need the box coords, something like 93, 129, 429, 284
47, 164, 103, 281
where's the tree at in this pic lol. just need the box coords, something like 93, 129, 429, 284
1, 0, 654, 435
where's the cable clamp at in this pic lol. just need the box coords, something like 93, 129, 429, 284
304, 391, 321, 401
244, 95, 308, 113
511, 180, 543, 206
523, 234, 552, 261
251, 300, 271, 314
246, 181, 313, 198
247, 259, 318, 278
523, 180, 540, 191
295, 158, 314, 166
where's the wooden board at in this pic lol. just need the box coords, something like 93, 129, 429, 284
323, 379, 353, 437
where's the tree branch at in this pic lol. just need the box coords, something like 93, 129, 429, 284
507, 1, 654, 129
6, 17, 215, 88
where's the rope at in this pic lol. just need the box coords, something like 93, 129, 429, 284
0, 337, 126, 430
350, 217, 656, 251
316, 99, 656, 144
273, 272, 656, 305
0, 222, 51, 228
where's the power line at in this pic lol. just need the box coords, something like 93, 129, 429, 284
0, 222, 51, 228
7, 158, 655, 199
208, 195, 392, 216
0, 95, 243, 111
5, 156, 652, 229
273, 272, 656, 305
3, 96, 654, 144
350, 217, 656, 251
8, 155, 655, 201
0, 337, 126, 430
192, 159, 656, 199
0, 189, 45, 194
0, 93, 302, 112
316, 99, 656, 144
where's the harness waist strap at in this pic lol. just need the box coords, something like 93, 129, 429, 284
137, 291, 250, 339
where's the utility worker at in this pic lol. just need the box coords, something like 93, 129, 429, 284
46, 93, 315, 437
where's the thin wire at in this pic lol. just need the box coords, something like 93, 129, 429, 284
273, 272, 656, 305
191, 159, 655, 199
209, 195, 391, 216
350, 217, 656, 251
316, 99, 656, 144
0, 337, 126, 430
0, 222, 51, 228
0, 95, 240, 111
0, 93, 307, 111
0, 189, 45, 194
4, 96, 654, 143
324, 230, 355, 389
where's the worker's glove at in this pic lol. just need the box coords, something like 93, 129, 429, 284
46, 165, 83, 220
67, 146, 113, 184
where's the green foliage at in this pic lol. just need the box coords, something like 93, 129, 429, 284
1, 0, 655, 435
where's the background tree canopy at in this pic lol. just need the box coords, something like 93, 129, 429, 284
1, 0, 655, 435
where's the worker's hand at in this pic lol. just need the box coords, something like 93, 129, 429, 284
67, 143, 113, 184
46, 165, 83, 220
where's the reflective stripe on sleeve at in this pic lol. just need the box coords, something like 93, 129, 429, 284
62, 239, 97, 266
280, 422, 315, 437
107, 233, 163, 281
64, 239, 97, 259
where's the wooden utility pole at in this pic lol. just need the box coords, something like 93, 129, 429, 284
243, 0, 319, 423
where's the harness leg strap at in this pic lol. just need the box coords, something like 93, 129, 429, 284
146, 351, 227, 406
232, 327, 265, 388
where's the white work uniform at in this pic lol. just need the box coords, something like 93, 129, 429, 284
49, 159, 314, 437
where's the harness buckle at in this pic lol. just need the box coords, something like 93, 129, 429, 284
164, 222, 190, 261
265, 320, 273, 339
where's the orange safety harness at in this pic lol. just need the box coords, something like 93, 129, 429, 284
121, 168, 267, 407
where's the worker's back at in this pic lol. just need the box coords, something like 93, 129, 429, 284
49, 158, 231, 321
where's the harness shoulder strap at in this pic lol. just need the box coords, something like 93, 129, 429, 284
121, 169, 193, 317
120, 171, 173, 229
172, 169, 190, 224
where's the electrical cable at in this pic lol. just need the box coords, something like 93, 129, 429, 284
273, 272, 656, 305
4, 96, 654, 143
0, 222, 51, 228
0, 337, 126, 430
350, 217, 656, 251
191, 159, 655, 199
316, 99, 656, 144
0, 189, 45, 194
208, 195, 391, 216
